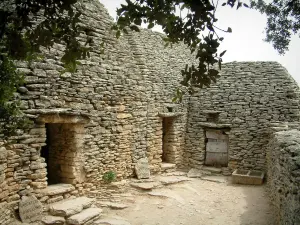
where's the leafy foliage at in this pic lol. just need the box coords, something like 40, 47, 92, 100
251, 0, 300, 55
102, 171, 116, 183
115, 0, 249, 100
0, 0, 92, 136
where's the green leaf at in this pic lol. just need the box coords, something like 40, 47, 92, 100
129, 25, 140, 32
237, 2, 242, 10
220, 50, 227, 57
148, 23, 155, 29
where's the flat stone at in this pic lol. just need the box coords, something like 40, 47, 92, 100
187, 168, 203, 178
42, 215, 65, 225
161, 163, 176, 170
157, 176, 191, 185
94, 218, 131, 225
19, 195, 43, 223
201, 176, 227, 183
98, 201, 128, 209
66, 208, 102, 225
201, 166, 222, 174
135, 158, 150, 179
49, 197, 94, 217
38, 184, 75, 196
165, 171, 187, 176
130, 182, 160, 190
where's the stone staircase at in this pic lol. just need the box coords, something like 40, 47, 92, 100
42, 196, 102, 225
36, 184, 76, 204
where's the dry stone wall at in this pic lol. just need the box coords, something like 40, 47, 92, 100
0, 0, 300, 216
0, 0, 192, 204
185, 62, 300, 171
267, 128, 300, 224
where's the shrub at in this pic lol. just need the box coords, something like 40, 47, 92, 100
102, 171, 116, 183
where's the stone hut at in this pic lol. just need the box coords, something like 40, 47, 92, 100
0, 0, 299, 224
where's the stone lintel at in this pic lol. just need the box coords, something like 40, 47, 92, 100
158, 112, 184, 118
198, 122, 231, 129
31, 110, 90, 124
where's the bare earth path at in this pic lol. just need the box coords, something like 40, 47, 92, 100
102, 177, 275, 225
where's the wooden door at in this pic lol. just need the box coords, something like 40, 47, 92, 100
205, 130, 228, 166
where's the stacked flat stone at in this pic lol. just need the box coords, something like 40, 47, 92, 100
0, 0, 299, 223
185, 62, 300, 171
267, 128, 300, 225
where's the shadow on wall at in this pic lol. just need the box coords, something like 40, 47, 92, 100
239, 185, 275, 225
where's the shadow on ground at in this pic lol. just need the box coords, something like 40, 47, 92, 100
239, 184, 275, 225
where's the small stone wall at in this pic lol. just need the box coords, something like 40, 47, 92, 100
267, 129, 300, 224
186, 62, 300, 171
1, 0, 300, 218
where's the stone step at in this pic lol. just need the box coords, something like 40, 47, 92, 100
38, 184, 75, 197
161, 163, 176, 170
201, 166, 222, 174
98, 201, 128, 209
49, 197, 95, 217
66, 208, 102, 225
42, 215, 65, 225
130, 181, 161, 190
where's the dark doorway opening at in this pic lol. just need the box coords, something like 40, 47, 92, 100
162, 117, 175, 163
40, 123, 85, 185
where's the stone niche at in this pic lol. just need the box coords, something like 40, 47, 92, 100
38, 113, 89, 185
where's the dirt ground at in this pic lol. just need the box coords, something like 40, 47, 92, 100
102, 177, 275, 225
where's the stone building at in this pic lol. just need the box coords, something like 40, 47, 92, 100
0, 0, 299, 224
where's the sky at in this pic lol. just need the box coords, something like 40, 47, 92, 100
100, 0, 300, 84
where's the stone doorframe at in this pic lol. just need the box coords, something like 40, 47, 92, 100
37, 113, 89, 185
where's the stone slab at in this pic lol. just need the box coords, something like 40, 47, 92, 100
201, 166, 222, 174
19, 196, 43, 223
161, 163, 176, 170
135, 158, 150, 179
130, 182, 160, 190
42, 215, 65, 225
157, 176, 191, 185
98, 201, 128, 209
66, 208, 102, 225
165, 171, 187, 176
201, 176, 228, 183
38, 184, 75, 196
49, 197, 94, 217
